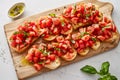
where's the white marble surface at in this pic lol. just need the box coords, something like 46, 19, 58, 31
0, 0, 120, 80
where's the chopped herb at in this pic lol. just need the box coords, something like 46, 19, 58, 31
91, 37, 96, 42
61, 21, 65, 26
72, 4, 77, 14
86, 14, 91, 18
13, 31, 19, 35
23, 31, 29, 36
39, 48, 44, 53
38, 61, 43, 64
80, 32, 89, 38
49, 13, 56, 17
54, 47, 60, 51
102, 25, 109, 31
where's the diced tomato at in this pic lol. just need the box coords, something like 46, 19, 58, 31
87, 26, 94, 34
15, 37, 22, 44
25, 54, 33, 62
56, 36, 64, 42
71, 17, 79, 24
53, 27, 59, 34
29, 22, 35, 26
52, 18, 60, 26
35, 50, 41, 58
61, 44, 68, 50
44, 34, 49, 38
32, 26, 38, 32
45, 59, 51, 64
40, 54, 46, 60
78, 40, 85, 49
47, 44, 53, 50
79, 28, 86, 33
25, 37, 32, 44
88, 40, 94, 47
33, 57, 39, 63
34, 63, 43, 71
65, 6, 72, 13
77, 5, 84, 14
57, 51, 63, 57
104, 17, 111, 23
97, 36, 105, 41
112, 24, 117, 32
18, 26, 28, 31
11, 41, 17, 47
32, 45, 38, 48
77, 48, 83, 53
46, 18, 52, 27
73, 41, 79, 48
19, 44, 25, 49
82, 35, 90, 41
11, 35, 16, 40
29, 31, 36, 37
40, 20, 46, 28
48, 54, 56, 61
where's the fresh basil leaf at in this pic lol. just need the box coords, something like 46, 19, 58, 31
81, 65, 97, 74
110, 75, 118, 80
91, 37, 96, 42
99, 61, 110, 75
49, 13, 56, 17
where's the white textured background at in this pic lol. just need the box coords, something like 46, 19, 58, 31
0, 0, 120, 80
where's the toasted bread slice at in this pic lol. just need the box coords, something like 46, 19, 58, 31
105, 32, 119, 42
91, 40, 101, 50
44, 57, 61, 69
61, 26, 73, 35
9, 37, 38, 53
61, 48, 77, 61
44, 35, 57, 41
78, 47, 89, 56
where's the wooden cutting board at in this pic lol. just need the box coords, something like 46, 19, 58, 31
4, 0, 120, 79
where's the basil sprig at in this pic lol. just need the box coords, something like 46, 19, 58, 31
80, 61, 118, 80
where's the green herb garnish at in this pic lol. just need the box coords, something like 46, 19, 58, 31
80, 61, 118, 80
49, 13, 56, 17
54, 47, 60, 51
23, 31, 29, 36
13, 31, 19, 35
80, 32, 89, 38
91, 37, 97, 42
85, 14, 91, 18
72, 4, 77, 14
38, 61, 43, 64
102, 25, 109, 31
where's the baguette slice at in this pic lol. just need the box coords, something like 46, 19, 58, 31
61, 48, 77, 61
78, 47, 89, 56
44, 57, 61, 69
91, 40, 101, 50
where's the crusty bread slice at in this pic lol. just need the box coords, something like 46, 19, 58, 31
61, 48, 77, 61
44, 57, 61, 69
